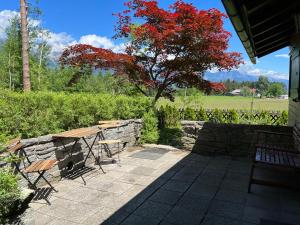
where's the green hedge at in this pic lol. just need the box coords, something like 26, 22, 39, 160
158, 106, 288, 126
140, 110, 159, 144
0, 90, 289, 143
0, 90, 152, 142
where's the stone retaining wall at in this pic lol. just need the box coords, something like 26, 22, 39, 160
5, 119, 294, 187
10, 119, 142, 187
181, 121, 293, 157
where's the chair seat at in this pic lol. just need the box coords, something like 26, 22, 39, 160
98, 139, 121, 144
255, 147, 300, 168
24, 159, 57, 173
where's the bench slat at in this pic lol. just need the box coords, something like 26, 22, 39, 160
255, 147, 300, 168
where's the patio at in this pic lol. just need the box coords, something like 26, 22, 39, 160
18, 146, 300, 225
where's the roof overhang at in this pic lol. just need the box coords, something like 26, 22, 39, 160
222, 0, 300, 64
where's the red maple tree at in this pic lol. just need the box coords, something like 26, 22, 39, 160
60, 0, 242, 103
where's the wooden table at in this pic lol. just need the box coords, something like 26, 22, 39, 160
98, 120, 121, 125
53, 127, 105, 172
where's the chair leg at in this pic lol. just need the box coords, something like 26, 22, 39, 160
13, 162, 37, 189
248, 164, 255, 193
99, 162, 106, 174
40, 173, 57, 192
117, 142, 120, 163
27, 171, 45, 190
97, 154, 105, 174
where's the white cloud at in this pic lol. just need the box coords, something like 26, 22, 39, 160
0, 10, 126, 61
208, 60, 288, 80
0, 10, 18, 39
0, 10, 41, 39
275, 54, 289, 58
78, 34, 126, 53
236, 60, 288, 80
45, 32, 76, 59
79, 35, 114, 49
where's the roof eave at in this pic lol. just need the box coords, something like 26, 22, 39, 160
222, 0, 257, 64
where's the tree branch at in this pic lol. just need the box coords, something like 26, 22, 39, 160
134, 84, 149, 96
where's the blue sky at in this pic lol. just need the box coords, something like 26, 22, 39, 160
0, 0, 290, 80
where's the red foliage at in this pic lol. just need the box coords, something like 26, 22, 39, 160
60, 0, 242, 102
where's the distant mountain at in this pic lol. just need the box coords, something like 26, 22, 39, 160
204, 71, 289, 88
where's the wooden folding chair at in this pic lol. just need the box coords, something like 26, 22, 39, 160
5, 138, 58, 192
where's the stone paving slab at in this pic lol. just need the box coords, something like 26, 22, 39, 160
18, 148, 300, 225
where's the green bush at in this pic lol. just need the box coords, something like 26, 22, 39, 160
160, 105, 181, 128
211, 109, 225, 123
258, 110, 273, 125
196, 107, 208, 121
158, 127, 183, 147
0, 90, 288, 144
140, 110, 159, 144
0, 168, 21, 224
0, 90, 152, 143
228, 109, 239, 124
279, 110, 288, 125
183, 107, 197, 120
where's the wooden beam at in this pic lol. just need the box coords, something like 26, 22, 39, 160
257, 42, 289, 58
252, 19, 291, 38
256, 36, 290, 51
251, 11, 291, 30
247, 0, 273, 15
249, 2, 299, 29
254, 28, 293, 45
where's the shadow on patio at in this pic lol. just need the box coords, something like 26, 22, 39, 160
19, 137, 300, 225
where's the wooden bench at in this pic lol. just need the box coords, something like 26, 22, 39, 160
248, 124, 300, 192
5, 138, 57, 191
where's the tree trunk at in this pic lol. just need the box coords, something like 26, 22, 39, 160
8, 51, 12, 90
20, 0, 31, 91
38, 43, 44, 89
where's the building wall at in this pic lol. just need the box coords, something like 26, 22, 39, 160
289, 99, 300, 125
288, 46, 300, 126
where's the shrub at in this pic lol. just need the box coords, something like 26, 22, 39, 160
258, 110, 273, 125
158, 127, 183, 147
183, 107, 197, 120
279, 110, 288, 125
0, 90, 152, 142
0, 168, 21, 224
211, 109, 225, 123
160, 105, 181, 128
140, 110, 159, 144
196, 107, 208, 121
228, 109, 239, 124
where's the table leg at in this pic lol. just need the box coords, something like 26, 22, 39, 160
58, 138, 79, 157
83, 134, 105, 173
56, 138, 79, 178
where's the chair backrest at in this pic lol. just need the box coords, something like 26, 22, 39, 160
5, 137, 23, 154
4, 138, 35, 171
293, 123, 300, 152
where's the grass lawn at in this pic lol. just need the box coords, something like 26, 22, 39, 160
157, 95, 288, 111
